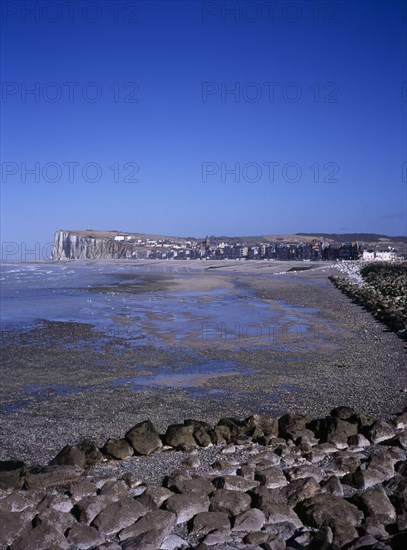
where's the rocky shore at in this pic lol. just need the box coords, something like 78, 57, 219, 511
329, 262, 407, 339
1, 408, 407, 549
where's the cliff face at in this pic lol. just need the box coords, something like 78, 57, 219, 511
51, 230, 132, 260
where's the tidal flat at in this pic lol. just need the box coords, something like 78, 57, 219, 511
0, 260, 406, 465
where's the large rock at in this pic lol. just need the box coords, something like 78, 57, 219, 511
103, 438, 134, 460
165, 493, 210, 524
125, 420, 162, 456
74, 495, 115, 524
24, 465, 83, 489
66, 523, 105, 549
282, 477, 320, 506
0, 509, 36, 546
78, 439, 104, 466
191, 511, 230, 535
217, 417, 250, 443
50, 444, 86, 468
0, 460, 26, 491
245, 414, 279, 438
10, 523, 71, 550
210, 489, 251, 517
91, 497, 148, 535
353, 486, 396, 525
118, 510, 176, 542
119, 510, 176, 550
164, 424, 197, 450
255, 466, 288, 489
364, 420, 396, 444
279, 414, 311, 439
213, 475, 259, 492
175, 477, 214, 496
296, 494, 363, 528
232, 508, 265, 532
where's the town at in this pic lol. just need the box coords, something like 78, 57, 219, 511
112, 234, 401, 262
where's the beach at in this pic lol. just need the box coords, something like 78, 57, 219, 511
1, 260, 406, 465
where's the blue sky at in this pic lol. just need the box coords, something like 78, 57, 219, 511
1, 0, 406, 256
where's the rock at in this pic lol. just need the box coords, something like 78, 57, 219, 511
165, 493, 210, 524
323, 453, 361, 477
244, 530, 270, 545
10, 523, 71, 550
24, 465, 83, 489
0, 460, 26, 491
191, 511, 230, 535
193, 426, 214, 447
0, 509, 36, 546
232, 508, 265, 532
330, 406, 357, 421
353, 486, 396, 525
395, 412, 407, 429
125, 420, 162, 455
175, 477, 214, 496
161, 534, 190, 549
74, 495, 114, 524
282, 477, 320, 506
295, 494, 363, 528
50, 444, 86, 468
250, 486, 286, 511
365, 420, 396, 444
348, 433, 371, 449
138, 486, 174, 509
78, 439, 104, 466
203, 528, 233, 545
164, 424, 197, 450
286, 464, 325, 483
245, 414, 279, 437
183, 455, 201, 468
213, 475, 259, 492
213, 425, 231, 445
348, 464, 390, 490
308, 525, 333, 550
279, 414, 311, 439
99, 479, 129, 500
0, 490, 42, 512
103, 438, 134, 460
69, 479, 97, 500
166, 469, 191, 490
291, 428, 319, 447
217, 417, 250, 443
34, 506, 77, 533
119, 509, 176, 541
210, 489, 251, 517
312, 416, 358, 443
66, 523, 105, 549
255, 466, 288, 489
91, 496, 148, 535
264, 503, 304, 528
320, 475, 344, 497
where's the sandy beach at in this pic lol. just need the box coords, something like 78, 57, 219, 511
1, 260, 406, 465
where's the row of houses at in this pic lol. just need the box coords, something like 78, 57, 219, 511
111, 234, 401, 261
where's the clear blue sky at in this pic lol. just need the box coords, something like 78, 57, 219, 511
1, 0, 406, 256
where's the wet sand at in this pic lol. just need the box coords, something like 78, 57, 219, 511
0, 261, 406, 465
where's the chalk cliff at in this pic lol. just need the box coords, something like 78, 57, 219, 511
51, 230, 133, 260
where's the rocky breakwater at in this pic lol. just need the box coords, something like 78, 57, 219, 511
1, 408, 407, 549
330, 262, 407, 340
51, 230, 133, 261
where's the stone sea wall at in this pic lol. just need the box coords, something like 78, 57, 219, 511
1, 408, 406, 549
